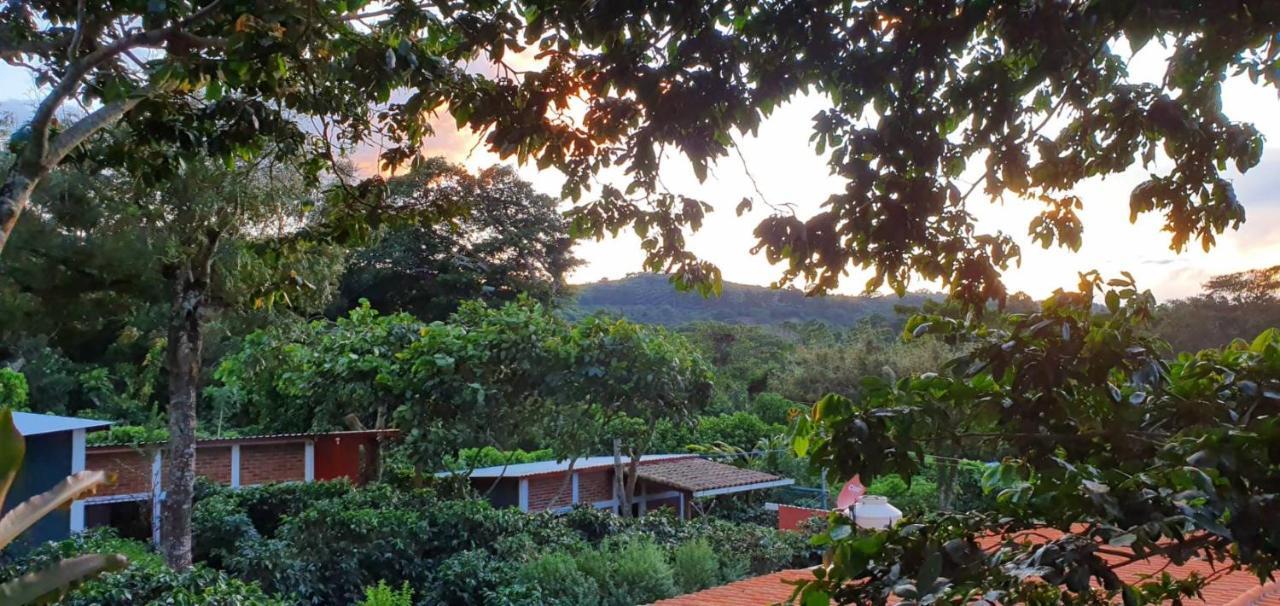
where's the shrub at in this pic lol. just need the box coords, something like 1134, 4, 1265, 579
696, 412, 783, 451
751, 392, 802, 426
252, 500, 434, 604
192, 493, 259, 567
608, 537, 677, 606
431, 549, 513, 606
0, 368, 29, 409
517, 551, 601, 606
358, 581, 413, 606
0, 529, 284, 606
234, 479, 356, 537
865, 473, 939, 516
672, 539, 721, 594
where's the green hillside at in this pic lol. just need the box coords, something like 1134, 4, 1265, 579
565, 273, 939, 326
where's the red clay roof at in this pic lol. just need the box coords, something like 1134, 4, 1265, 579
654, 550, 1280, 605
636, 457, 791, 494
653, 569, 813, 606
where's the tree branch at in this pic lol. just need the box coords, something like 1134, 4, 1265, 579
22, 0, 226, 173
43, 96, 143, 167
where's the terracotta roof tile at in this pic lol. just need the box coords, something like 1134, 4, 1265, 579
636, 458, 790, 493
654, 541, 1280, 606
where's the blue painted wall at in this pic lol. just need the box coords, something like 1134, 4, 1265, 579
4, 432, 72, 548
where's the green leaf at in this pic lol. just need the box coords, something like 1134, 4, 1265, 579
917, 550, 942, 594
0, 554, 128, 605
0, 470, 106, 549
0, 410, 23, 510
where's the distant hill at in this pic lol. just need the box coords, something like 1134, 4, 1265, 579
565, 273, 941, 327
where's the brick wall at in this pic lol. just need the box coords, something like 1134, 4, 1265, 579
86, 450, 152, 497
578, 470, 613, 504
194, 446, 232, 485
239, 443, 305, 486
527, 475, 573, 512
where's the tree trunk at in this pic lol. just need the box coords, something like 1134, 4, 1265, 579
0, 173, 39, 256
625, 451, 642, 517
613, 438, 629, 517
161, 234, 217, 570
937, 459, 956, 512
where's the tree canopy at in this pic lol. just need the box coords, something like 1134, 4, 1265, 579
6, 2, 1276, 304
333, 158, 579, 321
792, 273, 1280, 604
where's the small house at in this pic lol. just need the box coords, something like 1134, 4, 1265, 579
447, 454, 794, 519
84, 429, 398, 543
4, 412, 112, 545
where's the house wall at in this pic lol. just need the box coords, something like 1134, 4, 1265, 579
86, 449, 152, 497
472, 477, 520, 509
239, 443, 306, 486
6, 432, 71, 547
315, 434, 380, 483
527, 475, 574, 511
777, 505, 827, 531
195, 446, 233, 485
578, 470, 613, 505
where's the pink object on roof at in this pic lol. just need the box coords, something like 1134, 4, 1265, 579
835, 474, 865, 510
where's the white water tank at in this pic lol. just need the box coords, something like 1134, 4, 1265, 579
852, 495, 902, 530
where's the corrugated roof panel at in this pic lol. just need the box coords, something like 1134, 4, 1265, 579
443, 454, 695, 478
11, 412, 112, 437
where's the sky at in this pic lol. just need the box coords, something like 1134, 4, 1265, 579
3, 40, 1278, 302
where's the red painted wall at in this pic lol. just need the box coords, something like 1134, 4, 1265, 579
314, 434, 380, 483
777, 504, 827, 531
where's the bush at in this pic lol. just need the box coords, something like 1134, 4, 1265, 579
192, 493, 259, 568
672, 539, 721, 594
233, 479, 356, 537
0, 529, 284, 606
190, 482, 818, 605
608, 537, 677, 606
357, 581, 413, 606
431, 549, 513, 605
517, 551, 601, 606
696, 412, 783, 451
751, 392, 802, 426
0, 368, 29, 409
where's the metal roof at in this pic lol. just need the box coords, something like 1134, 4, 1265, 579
441, 454, 696, 478
87, 428, 399, 451
11, 412, 112, 437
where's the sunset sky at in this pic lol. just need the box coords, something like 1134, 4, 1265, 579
3, 39, 1278, 302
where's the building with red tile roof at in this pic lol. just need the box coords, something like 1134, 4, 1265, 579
442, 454, 794, 518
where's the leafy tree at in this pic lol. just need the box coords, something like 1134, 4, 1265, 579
677, 322, 795, 412
334, 158, 579, 321
566, 316, 713, 516
1153, 265, 1280, 352
774, 323, 963, 404
0, 369, 27, 409
0, 151, 344, 568
792, 273, 1280, 604
0, 0, 531, 257
1202, 265, 1280, 305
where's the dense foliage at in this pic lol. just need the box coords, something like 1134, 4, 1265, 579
211, 297, 712, 480
572, 274, 937, 327
332, 159, 579, 321
186, 480, 816, 605
792, 275, 1280, 604
0, 530, 282, 606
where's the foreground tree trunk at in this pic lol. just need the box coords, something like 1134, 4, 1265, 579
613, 438, 630, 517
161, 232, 218, 570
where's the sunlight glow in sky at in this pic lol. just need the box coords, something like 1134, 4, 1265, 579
3, 39, 1278, 302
